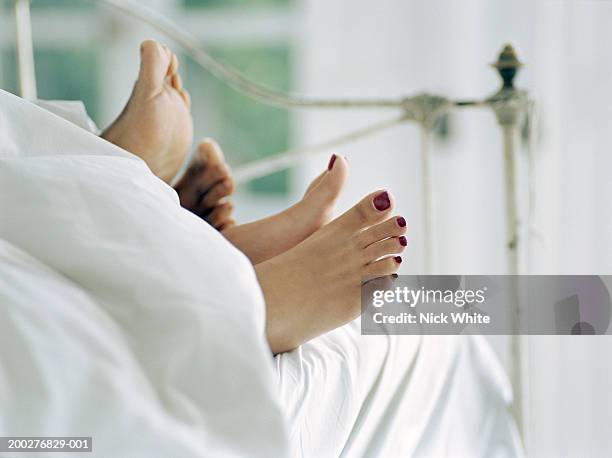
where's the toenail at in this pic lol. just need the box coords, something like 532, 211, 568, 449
328, 154, 337, 171
396, 216, 406, 227
399, 236, 407, 247
395, 256, 403, 264
373, 191, 391, 211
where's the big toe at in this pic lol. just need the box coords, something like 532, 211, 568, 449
176, 139, 227, 185
137, 40, 172, 92
196, 138, 226, 166
303, 154, 348, 210
331, 189, 395, 233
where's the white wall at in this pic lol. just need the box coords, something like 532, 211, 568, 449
295, 0, 612, 455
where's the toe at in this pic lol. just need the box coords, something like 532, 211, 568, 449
303, 170, 325, 197
174, 159, 207, 210
303, 154, 348, 208
138, 40, 171, 91
358, 216, 407, 248
199, 163, 232, 192
198, 178, 235, 209
169, 52, 179, 75
303, 152, 343, 196
197, 138, 226, 163
206, 201, 235, 229
362, 236, 406, 264
177, 163, 229, 211
174, 139, 231, 209
171, 73, 183, 91
332, 189, 395, 233
363, 255, 402, 279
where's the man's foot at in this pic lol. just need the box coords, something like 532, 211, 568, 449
222, 153, 348, 264
174, 139, 236, 230
101, 40, 193, 183
255, 190, 408, 353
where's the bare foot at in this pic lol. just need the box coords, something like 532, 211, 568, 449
222, 153, 348, 264
255, 190, 408, 354
173, 139, 347, 261
174, 139, 236, 231
101, 40, 193, 183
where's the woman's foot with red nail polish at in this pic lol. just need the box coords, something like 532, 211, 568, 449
223, 155, 349, 264
256, 190, 407, 354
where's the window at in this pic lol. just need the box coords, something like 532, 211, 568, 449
1, 48, 98, 118
0, 0, 295, 197
185, 45, 291, 193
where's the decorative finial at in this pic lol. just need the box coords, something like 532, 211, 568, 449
491, 43, 523, 89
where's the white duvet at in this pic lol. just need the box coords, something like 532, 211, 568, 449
0, 90, 287, 457
0, 89, 523, 457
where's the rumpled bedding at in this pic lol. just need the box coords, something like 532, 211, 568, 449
0, 89, 523, 457
0, 89, 288, 457
277, 323, 523, 456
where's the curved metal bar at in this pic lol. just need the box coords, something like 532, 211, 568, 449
94, 0, 490, 115
91, 0, 498, 210
232, 113, 411, 184
95, 0, 406, 111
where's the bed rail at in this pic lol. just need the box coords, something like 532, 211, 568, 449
13, 0, 36, 99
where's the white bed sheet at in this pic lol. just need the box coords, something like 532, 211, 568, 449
0, 91, 523, 457
277, 323, 523, 457
0, 90, 288, 457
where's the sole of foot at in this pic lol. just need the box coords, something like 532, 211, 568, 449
101, 40, 193, 183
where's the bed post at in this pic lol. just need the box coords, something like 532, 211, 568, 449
397, 94, 450, 275
14, 0, 37, 100
488, 43, 529, 442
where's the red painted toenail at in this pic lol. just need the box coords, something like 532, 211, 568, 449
399, 236, 407, 246
328, 154, 337, 171
395, 256, 403, 264
373, 191, 391, 211
396, 216, 406, 227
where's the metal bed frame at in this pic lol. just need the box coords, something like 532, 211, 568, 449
10, 0, 533, 442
